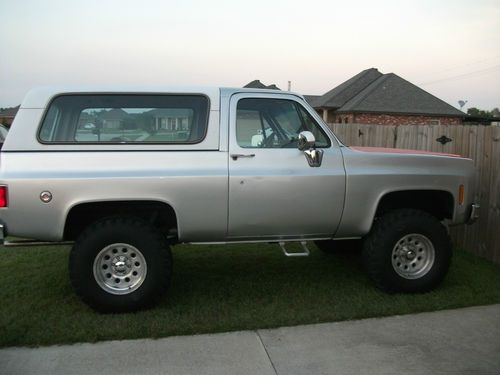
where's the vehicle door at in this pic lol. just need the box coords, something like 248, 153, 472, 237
227, 93, 346, 239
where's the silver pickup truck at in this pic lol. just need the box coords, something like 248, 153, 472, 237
0, 87, 479, 312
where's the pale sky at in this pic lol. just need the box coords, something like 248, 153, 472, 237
1, 0, 499, 111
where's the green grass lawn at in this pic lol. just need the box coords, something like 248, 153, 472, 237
0, 243, 499, 348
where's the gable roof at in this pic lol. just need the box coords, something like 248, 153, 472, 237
308, 68, 464, 117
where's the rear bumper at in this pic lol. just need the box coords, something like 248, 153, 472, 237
467, 204, 480, 225
0, 223, 4, 245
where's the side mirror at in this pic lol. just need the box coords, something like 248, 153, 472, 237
297, 131, 316, 151
297, 131, 323, 167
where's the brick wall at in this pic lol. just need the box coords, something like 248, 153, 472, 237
332, 113, 462, 125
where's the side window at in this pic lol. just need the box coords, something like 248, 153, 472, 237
39, 105, 60, 141
236, 98, 330, 148
39, 94, 209, 144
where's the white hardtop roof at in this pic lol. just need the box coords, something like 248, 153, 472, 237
21, 86, 304, 109
21, 86, 220, 109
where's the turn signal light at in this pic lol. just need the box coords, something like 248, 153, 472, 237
0, 186, 7, 207
458, 185, 465, 205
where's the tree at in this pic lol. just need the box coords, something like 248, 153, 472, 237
467, 107, 500, 118
467, 107, 481, 116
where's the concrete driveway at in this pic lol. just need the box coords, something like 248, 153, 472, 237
1, 304, 499, 375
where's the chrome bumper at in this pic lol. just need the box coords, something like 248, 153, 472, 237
467, 204, 480, 225
0, 223, 4, 245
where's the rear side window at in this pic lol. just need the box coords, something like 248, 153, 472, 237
39, 94, 209, 144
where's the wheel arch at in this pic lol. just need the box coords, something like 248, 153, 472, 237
374, 189, 455, 222
64, 199, 179, 241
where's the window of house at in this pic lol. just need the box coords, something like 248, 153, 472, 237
428, 119, 441, 125
39, 94, 209, 144
236, 98, 330, 148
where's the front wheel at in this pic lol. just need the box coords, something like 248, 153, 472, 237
69, 216, 172, 312
362, 209, 452, 293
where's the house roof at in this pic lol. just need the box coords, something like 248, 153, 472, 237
98, 108, 130, 120
308, 68, 464, 117
145, 108, 193, 117
336, 73, 465, 116
266, 84, 280, 90
244, 80, 281, 90
0, 106, 20, 118
314, 68, 382, 109
303, 95, 322, 106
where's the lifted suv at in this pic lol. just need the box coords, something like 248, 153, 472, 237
0, 86, 479, 312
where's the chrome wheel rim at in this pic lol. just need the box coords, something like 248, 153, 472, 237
391, 234, 435, 279
93, 243, 147, 295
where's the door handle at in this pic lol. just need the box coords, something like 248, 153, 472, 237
230, 153, 255, 160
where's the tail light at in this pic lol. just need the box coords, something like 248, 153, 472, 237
0, 186, 7, 207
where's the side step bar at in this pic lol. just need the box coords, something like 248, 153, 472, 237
0, 236, 314, 254
1, 239, 74, 247
279, 241, 310, 257
0, 224, 73, 247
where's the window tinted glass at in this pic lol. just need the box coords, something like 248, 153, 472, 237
39, 95, 209, 144
236, 98, 329, 148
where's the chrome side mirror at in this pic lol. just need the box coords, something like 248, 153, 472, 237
297, 131, 316, 151
298, 131, 323, 167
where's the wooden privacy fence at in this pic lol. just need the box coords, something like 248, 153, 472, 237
328, 123, 500, 264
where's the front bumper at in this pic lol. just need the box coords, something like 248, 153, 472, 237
467, 204, 480, 225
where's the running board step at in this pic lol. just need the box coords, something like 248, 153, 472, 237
279, 241, 310, 257
1, 240, 74, 247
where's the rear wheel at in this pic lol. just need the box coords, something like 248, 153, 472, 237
69, 216, 172, 312
362, 209, 452, 293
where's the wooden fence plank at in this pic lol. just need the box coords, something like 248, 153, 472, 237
487, 126, 500, 263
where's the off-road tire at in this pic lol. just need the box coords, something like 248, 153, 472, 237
69, 216, 172, 313
362, 209, 452, 293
